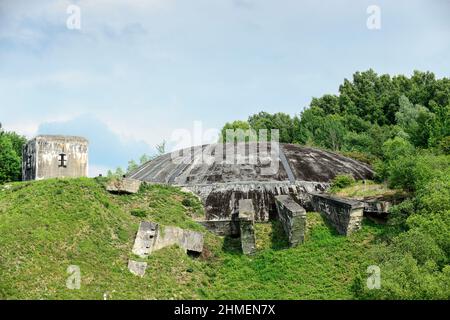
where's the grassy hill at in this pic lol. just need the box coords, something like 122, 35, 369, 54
0, 178, 393, 300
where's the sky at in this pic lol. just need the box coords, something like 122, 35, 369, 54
0, 0, 449, 176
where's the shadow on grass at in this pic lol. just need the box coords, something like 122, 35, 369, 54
221, 219, 291, 254
315, 212, 342, 237
312, 210, 403, 245
222, 235, 242, 255
269, 220, 289, 250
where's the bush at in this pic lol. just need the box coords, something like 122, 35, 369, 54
330, 174, 355, 192
0, 134, 22, 183
130, 208, 147, 218
438, 136, 450, 154
384, 153, 450, 192
182, 198, 194, 207
388, 199, 415, 228
354, 152, 450, 300
382, 136, 415, 161
354, 254, 450, 300
385, 155, 417, 190
392, 229, 446, 265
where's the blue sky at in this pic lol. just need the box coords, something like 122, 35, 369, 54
0, 0, 449, 175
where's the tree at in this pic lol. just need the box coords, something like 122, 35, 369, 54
318, 115, 346, 151
310, 94, 341, 115
395, 95, 431, 147
0, 134, 22, 183
127, 160, 139, 174
0, 130, 26, 183
220, 120, 251, 142
248, 112, 295, 143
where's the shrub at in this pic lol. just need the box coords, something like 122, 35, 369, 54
384, 153, 450, 192
388, 199, 415, 228
438, 136, 450, 154
354, 254, 450, 300
0, 134, 22, 183
382, 136, 414, 161
386, 155, 417, 190
130, 208, 147, 218
182, 198, 194, 207
330, 174, 355, 192
392, 229, 446, 265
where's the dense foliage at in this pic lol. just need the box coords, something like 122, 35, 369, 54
0, 130, 26, 183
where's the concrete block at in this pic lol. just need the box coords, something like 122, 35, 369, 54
311, 193, 364, 235
132, 221, 158, 258
275, 195, 306, 247
106, 178, 142, 194
239, 199, 256, 255
132, 221, 204, 257
181, 229, 204, 253
128, 260, 147, 277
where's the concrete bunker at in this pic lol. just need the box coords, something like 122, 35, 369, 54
128, 142, 375, 250
22, 135, 88, 181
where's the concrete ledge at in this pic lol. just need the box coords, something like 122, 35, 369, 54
106, 178, 142, 194
238, 199, 256, 255
132, 221, 203, 258
132, 221, 158, 257
311, 193, 364, 235
275, 195, 306, 247
199, 219, 239, 237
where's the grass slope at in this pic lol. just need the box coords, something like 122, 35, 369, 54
0, 178, 391, 300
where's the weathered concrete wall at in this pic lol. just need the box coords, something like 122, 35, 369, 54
129, 143, 375, 184
153, 226, 204, 253
132, 221, 158, 257
311, 193, 364, 235
275, 195, 306, 247
22, 139, 37, 181
22, 135, 88, 181
187, 180, 328, 222
364, 199, 392, 213
132, 221, 204, 258
199, 219, 239, 237
239, 199, 256, 254
106, 178, 142, 194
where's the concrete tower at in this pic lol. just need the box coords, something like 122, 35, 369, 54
22, 135, 88, 181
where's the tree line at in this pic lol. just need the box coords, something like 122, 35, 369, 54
221, 70, 449, 160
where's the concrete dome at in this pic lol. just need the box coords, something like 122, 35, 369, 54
129, 143, 374, 222
128, 143, 374, 185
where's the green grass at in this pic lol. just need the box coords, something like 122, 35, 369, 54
332, 180, 406, 199
205, 215, 388, 299
0, 178, 393, 299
